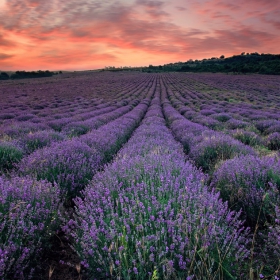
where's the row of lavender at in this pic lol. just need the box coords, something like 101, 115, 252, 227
19, 80, 155, 197
164, 73, 280, 113
0, 73, 153, 139
0, 74, 157, 278
66, 89, 250, 279
188, 73, 280, 108
163, 73, 280, 151
0, 72, 149, 124
0, 74, 155, 174
160, 75, 280, 277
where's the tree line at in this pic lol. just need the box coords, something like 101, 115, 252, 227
143, 53, 280, 74
101, 53, 280, 75
0, 70, 62, 80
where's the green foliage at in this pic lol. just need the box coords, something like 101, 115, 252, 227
0, 142, 23, 173
266, 133, 280, 150
178, 54, 280, 74
232, 130, 263, 147
0, 72, 9, 80
10, 70, 56, 79
139, 53, 280, 74
212, 155, 280, 228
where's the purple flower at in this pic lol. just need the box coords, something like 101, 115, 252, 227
0, 175, 60, 278
133, 267, 138, 274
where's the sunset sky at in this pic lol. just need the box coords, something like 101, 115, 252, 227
0, 0, 279, 71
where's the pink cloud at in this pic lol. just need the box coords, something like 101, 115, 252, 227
0, 34, 16, 47
0, 0, 279, 70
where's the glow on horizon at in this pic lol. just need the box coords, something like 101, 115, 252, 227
0, 0, 279, 71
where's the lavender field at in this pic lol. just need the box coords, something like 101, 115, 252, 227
1, 71, 280, 279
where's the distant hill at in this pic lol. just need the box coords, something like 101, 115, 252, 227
142, 53, 280, 74
101, 53, 280, 75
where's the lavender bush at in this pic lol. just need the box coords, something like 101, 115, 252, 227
19, 140, 102, 197
200, 109, 216, 116
0, 175, 60, 279
1, 122, 49, 139
231, 129, 263, 147
47, 118, 72, 132
192, 115, 221, 130
259, 206, 280, 277
0, 113, 16, 120
266, 132, 280, 150
246, 205, 280, 279
189, 133, 255, 172
211, 155, 280, 227
16, 114, 36, 122
255, 120, 280, 134
226, 119, 249, 130
0, 141, 23, 173
17, 130, 65, 154
211, 113, 232, 122
266, 123, 280, 134
62, 122, 91, 137
62, 105, 133, 137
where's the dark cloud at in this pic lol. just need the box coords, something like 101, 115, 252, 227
176, 6, 187, 11
135, 0, 168, 19
0, 53, 14, 60
215, 2, 241, 11
214, 28, 274, 48
135, 0, 165, 9
0, 0, 107, 32
272, 21, 280, 29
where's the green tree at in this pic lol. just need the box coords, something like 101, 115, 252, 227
0, 72, 9, 80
